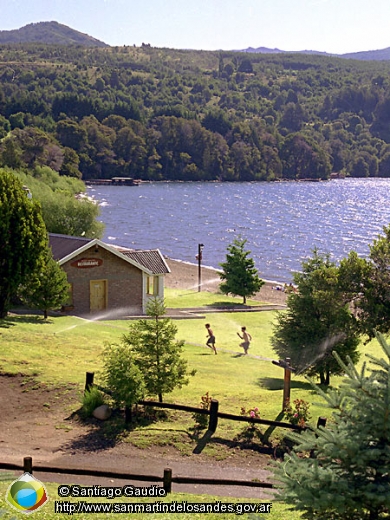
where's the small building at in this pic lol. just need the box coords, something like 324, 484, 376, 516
49, 233, 170, 316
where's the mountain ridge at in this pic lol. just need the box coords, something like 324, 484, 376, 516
238, 46, 390, 61
0, 21, 108, 47
0, 21, 389, 60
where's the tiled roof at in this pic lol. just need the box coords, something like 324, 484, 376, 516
49, 233, 93, 261
48, 233, 170, 275
121, 250, 170, 275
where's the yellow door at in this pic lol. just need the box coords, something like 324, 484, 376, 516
90, 280, 107, 312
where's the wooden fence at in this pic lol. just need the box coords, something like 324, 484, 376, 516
85, 372, 327, 433
0, 373, 327, 495
0, 457, 274, 493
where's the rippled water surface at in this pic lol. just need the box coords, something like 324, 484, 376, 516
88, 179, 390, 282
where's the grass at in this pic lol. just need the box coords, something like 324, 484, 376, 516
0, 294, 383, 426
164, 287, 268, 308
0, 290, 385, 514
0, 476, 302, 519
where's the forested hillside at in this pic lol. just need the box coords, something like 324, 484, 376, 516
1, 43, 390, 181
0, 22, 108, 47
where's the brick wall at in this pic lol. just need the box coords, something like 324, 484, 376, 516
61, 245, 143, 315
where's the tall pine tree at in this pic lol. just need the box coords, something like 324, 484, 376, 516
275, 332, 390, 520
122, 298, 195, 403
0, 170, 47, 317
219, 237, 264, 304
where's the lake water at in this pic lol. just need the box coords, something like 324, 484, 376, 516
87, 179, 390, 283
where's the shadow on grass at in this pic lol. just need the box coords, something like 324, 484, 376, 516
66, 406, 298, 459
0, 314, 53, 328
190, 431, 282, 457
261, 411, 286, 445
205, 302, 248, 309
257, 377, 314, 391
190, 410, 297, 456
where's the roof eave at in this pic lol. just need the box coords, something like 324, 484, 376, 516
58, 239, 154, 275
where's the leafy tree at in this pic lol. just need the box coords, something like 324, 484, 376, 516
59, 147, 82, 179
280, 133, 332, 180
274, 332, 390, 520
238, 58, 253, 73
347, 225, 390, 339
279, 102, 307, 132
271, 250, 360, 385
219, 237, 264, 304
0, 137, 23, 169
350, 155, 369, 177
18, 249, 70, 318
122, 298, 195, 402
39, 191, 104, 238
0, 169, 47, 317
201, 110, 232, 136
378, 152, 390, 177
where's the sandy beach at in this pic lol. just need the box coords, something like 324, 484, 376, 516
164, 257, 287, 306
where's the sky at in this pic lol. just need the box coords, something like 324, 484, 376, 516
1, 0, 390, 55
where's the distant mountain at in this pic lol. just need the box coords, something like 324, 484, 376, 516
239, 46, 390, 61
0, 22, 108, 47
341, 48, 390, 61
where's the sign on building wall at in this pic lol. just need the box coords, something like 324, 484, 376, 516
71, 258, 103, 268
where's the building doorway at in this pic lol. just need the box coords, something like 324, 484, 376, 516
90, 280, 107, 312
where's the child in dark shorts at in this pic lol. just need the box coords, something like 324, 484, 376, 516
205, 323, 217, 354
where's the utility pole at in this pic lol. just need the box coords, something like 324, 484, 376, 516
197, 243, 204, 292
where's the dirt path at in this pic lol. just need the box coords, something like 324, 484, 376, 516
0, 375, 276, 499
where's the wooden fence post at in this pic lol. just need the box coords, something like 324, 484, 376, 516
282, 357, 291, 411
85, 372, 95, 393
317, 416, 327, 429
124, 406, 132, 425
24, 457, 33, 474
310, 416, 327, 458
208, 399, 219, 433
163, 468, 172, 493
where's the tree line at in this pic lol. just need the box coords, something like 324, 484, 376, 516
1, 44, 390, 181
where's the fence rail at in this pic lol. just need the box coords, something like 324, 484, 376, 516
0, 458, 274, 493
87, 373, 310, 433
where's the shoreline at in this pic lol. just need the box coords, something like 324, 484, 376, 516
165, 257, 285, 286
164, 257, 287, 306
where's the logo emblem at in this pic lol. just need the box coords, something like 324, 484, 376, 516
6, 473, 48, 514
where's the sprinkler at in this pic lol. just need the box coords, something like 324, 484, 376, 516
272, 359, 296, 372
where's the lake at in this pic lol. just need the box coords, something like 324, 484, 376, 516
87, 179, 390, 283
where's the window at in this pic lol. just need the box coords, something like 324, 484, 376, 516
146, 275, 158, 295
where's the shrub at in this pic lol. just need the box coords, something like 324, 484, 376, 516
283, 398, 311, 427
102, 342, 145, 410
192, 392, 212, 429
80, 386, 106, 418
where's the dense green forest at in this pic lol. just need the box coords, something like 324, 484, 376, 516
1, 43, 390, 181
